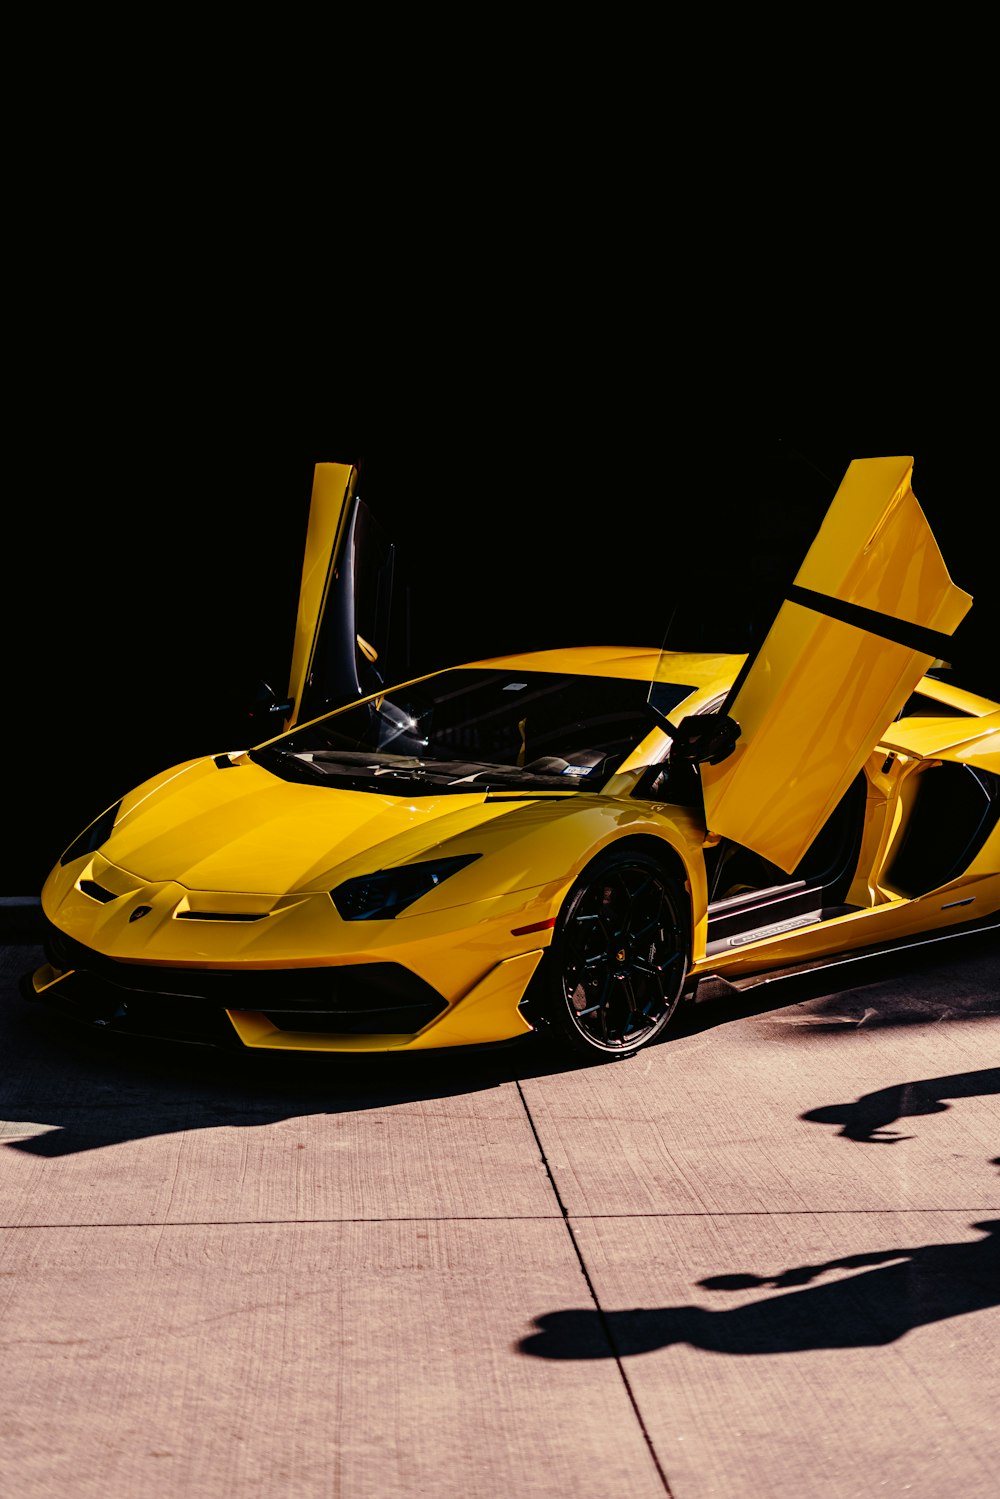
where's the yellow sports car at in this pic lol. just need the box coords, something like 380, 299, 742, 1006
21, 456, 1000, 1061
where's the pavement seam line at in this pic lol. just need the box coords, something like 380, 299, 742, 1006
515, 1079, 674, 1497
4, 1207, 995, 1231
0, 1215, 567, 1229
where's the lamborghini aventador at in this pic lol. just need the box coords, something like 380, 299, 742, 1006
21, 456, 1000, 1061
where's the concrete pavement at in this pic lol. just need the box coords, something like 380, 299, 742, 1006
1, 914, 998, 1498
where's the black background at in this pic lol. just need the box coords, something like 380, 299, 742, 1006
4, 428, 996, 896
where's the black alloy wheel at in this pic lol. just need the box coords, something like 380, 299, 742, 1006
544, 847, 689, 1060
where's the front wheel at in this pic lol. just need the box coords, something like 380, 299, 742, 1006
539, 847, 690, 1061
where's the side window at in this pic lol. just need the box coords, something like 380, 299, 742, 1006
884, 764, 1000, 897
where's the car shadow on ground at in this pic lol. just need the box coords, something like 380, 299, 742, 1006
1, 924, 997, 1157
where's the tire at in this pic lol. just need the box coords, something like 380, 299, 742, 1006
540, 846, 690, 1061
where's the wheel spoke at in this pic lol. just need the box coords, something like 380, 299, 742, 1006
581, 952, 611, 970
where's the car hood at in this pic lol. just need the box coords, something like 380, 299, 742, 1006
104, 754, 533, 894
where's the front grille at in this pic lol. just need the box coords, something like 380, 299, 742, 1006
260, 1001, 444, 1034
40, 917, 447, 1040
41, 973, 243, 1045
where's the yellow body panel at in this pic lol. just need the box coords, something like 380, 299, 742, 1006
226, 951, 540, 1051
700, 458, 973, 872
939, 729, 1000, 771
39, 755, 709, 1051
794, 456, 971, 633
285, 462, 357, 730
695, 872, 1000, 981
880, 710, 1000, 766
99, 754, 569, 895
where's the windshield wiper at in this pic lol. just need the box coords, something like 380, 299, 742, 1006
247, 748, 331, 785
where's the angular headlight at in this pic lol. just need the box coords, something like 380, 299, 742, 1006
331, 854, 481, 921
59, 800, 124, 867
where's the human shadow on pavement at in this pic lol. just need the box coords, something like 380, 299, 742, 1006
800, 1067, 1000, 1142
518, 1161, 1000, 1360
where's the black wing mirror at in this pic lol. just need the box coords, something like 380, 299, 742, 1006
669, 712, 741, 766
248, 680, 294, 731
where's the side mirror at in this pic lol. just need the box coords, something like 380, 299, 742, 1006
248, 680, 294, 730
669, 712, 741, 766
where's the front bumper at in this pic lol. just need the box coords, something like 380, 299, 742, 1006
23, 918, 541, 1052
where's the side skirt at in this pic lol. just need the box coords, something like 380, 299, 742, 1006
688, 913, 1000, 1002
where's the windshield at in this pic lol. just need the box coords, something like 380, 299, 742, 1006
251, 669, 695, 794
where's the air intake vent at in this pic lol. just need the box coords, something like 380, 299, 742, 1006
176, 911, 268, 922
79, 879, 118, 904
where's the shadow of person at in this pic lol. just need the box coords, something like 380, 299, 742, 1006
519, 1162, 1000, 1360
801, 1067, 1000, 1143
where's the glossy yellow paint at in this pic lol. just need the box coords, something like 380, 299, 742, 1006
897, 677, 999, 717
880, 710, 1000, 767
842, 756, 899, 910
795, 456, 971, 633
24, 962, 66, 997
226, 950, 540, 1051
700, 458, 973, 873
42, 778, 705, 986
38, 701, 718, 1052
97, 752, 560, 895
285, 462, 357, 730
694, 873, 1000, 982
939, 728, 1000, 773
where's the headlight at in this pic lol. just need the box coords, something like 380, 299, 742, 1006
59, 800, 124, 867
331, 854, 481, 921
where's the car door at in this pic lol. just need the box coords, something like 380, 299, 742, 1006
284, 461, 399, 729
675, 456, 974, 872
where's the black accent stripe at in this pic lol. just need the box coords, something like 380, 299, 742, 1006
721, 649, 764, 717
785, 585, 956, 658
722, 585, 955, 714
483, 792, 576, 802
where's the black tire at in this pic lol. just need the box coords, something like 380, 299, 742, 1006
540, 846, 689, 1061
